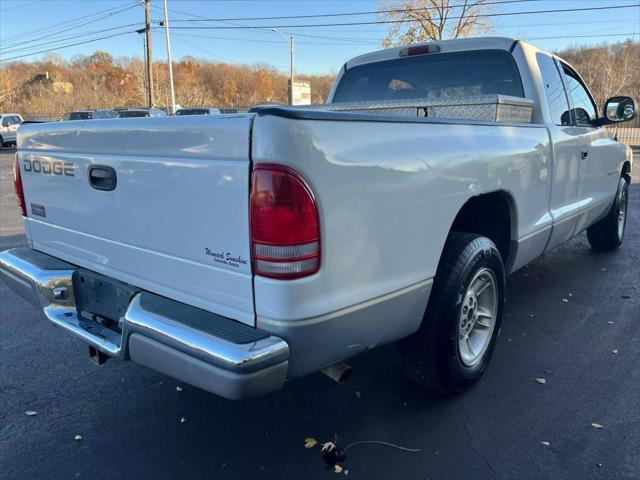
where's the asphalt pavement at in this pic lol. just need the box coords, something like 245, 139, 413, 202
1, 147, 639, 479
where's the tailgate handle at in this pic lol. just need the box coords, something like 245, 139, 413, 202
88, 165, 117, 191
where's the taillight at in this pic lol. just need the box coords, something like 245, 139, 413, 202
13, 155, 27, 217
250, 164, 320, 279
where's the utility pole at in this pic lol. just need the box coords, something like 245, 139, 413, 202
271, 29, 295, 105
289, 35, 295, 105
162, 0, 176, 114
144, 0, 154, 108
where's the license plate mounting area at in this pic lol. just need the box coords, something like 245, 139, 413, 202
72, 269, 141, 332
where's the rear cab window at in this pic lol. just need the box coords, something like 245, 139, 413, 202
333, 49, 524, 103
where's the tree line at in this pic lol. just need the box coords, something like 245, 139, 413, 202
0, 52, 335, 119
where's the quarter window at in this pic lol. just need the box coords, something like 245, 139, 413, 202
561, 65, 597, 127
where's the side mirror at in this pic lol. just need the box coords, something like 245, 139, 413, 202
602, 96, 636, 124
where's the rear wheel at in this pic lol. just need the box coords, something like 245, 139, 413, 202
397, 232, 505, 394
587, 176, 629, 251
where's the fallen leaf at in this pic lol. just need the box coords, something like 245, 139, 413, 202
529, 314, 536, 318
541, 441, 550, 446
344, 469, 349, 476
322, 441, 336, 453
612, 349, 618, 354
535, 378, 546, 384
334, 464, 343, 474
176, 386, 183, 392
25, 411, 37, 416
607, 321, 614, 325
355, 391, 362, 398
591, 423, 604, 429
304, 437, 317, 449
568, 293, 573, 297
74, 435, 82, 441
561, 298, 569, 303
180, 416, 186, 424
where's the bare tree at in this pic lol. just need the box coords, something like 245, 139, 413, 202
379, 0, 493, 48
558, 41, 640, 107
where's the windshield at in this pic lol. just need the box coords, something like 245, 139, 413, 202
333, 49, 524, 103
176, 109, 208, 116
118, 111, 149, 118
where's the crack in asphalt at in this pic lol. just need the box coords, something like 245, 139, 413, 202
460, 398, 498, 480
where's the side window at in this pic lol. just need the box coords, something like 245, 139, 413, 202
536, 53, 571, 126
561, 64, 597, 127
0, 117, 8, 127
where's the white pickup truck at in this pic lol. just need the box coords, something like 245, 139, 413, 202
1, 38, 635, 399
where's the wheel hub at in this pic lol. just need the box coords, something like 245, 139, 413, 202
458, 268, 498, 367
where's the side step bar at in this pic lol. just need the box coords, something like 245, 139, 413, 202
0, 247, 289, 399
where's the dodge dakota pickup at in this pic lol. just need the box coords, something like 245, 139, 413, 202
1, 37, 635, 399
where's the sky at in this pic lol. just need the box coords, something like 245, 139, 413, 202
1, 0, 639, 75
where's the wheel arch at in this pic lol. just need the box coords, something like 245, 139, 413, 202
447, 190, 518, 268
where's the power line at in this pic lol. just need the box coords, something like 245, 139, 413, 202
0, 3, 139, 47
168, 4, 640, 30
172, 30, 639, 50
0, 2, 137, 42
171, 31, 378, 46
0, 30, 138, 63
0, 0, 39, 14
527, 32, 639, 40
1, 24, 141, 56
168, 0, 545, 22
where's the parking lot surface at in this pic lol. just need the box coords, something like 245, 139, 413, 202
1, 148, 639, 479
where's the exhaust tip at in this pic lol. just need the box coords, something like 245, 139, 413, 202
320, 361, 352, 383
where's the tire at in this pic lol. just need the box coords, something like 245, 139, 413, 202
0, 135, 4, 148
587, 176, 629, 251
397, 232, 506, 394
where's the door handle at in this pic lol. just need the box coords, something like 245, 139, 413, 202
88, 165, 117, 191
580, 150, 588, 160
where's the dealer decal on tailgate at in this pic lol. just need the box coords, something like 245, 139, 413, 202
205, 248, 248, 268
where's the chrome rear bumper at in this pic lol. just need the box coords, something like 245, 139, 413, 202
0, 247, 289, 399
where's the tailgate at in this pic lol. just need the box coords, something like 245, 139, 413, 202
17, 114, 256, 325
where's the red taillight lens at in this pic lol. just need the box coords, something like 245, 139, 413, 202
250, 164, 320, 279
13, 155, 27, 217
